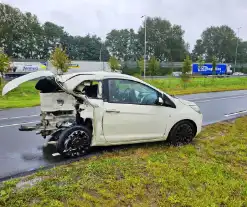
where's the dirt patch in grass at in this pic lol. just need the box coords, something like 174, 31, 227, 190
1, 77, 247, 109
1, 117, 247, 206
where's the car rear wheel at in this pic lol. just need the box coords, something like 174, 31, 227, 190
167, 120, 196, 146
57, 125, 92, 158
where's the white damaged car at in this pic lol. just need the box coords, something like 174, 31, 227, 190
2, 71, 203, 158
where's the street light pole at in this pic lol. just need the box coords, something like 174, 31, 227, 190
141, 15, 147, 79
99, 41, 105, 71
99, 48, 102, 62
234, 27, 241, 73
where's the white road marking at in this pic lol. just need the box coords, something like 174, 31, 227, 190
0, 114, 39, 121
194, 100, 211, 103
0, 121, 39, 128
192, 95, 247, 103
188, 93, 247, 101
224, 110, 247, 117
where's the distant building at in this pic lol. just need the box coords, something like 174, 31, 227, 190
4, 60, 111, 80
49, 60, 111, 74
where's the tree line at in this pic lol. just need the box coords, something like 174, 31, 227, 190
1, 3, 247, 66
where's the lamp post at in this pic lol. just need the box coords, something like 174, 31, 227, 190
99, 41, 105, 71
234, 27, 241, 73
141, 15, 147, 79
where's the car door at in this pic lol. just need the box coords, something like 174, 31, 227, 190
102, 78, 175, 143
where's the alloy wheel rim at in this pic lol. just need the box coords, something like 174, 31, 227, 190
63, 130, 90, 157
174, 124, 193, 145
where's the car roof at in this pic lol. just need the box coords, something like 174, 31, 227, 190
60, 71, 139, 82
58, 71, 169, 97
59, 71, 150, 92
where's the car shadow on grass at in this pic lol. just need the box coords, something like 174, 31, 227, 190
41, 139, 178, 163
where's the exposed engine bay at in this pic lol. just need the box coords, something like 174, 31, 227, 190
20, 76, 99, 140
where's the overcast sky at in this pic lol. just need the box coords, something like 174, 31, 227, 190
1, 0, 247, 50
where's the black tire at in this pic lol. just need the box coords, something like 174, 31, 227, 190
167, 120, 196, 146
49, 130, 63, 142
56, 125, 92, 158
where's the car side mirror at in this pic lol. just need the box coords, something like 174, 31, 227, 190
158, 97, 164, 105
161, 94, 176, 108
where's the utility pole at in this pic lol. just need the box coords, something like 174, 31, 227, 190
234, 27, 241, 73
141, 15, 147, 79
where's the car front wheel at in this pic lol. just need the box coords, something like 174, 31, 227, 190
167, 120, 196, 146
56, 125, 92, 158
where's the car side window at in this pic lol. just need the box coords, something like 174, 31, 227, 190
108, 79, 159, 105
74, 80, 101, 99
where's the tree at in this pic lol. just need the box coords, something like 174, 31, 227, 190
192, 40, 204, 61
148, 56, 160, 76
0, 3, 25, 57
41, 21, 66, 59
50, 46, 71, 74
137, 57, 144, 76
18, 12, 43, 59
106, 29, 140, 61
108, 56, 120, 71
235, 41, 247, 66
212, 55, 217, 75
137, 17, 187, 62
181, 55, 192, 83
192, 25, 238, 62
197, 55, 205, 70
80, 35, 107, 61
0, 48, 10, 85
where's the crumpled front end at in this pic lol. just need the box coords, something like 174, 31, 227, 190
20, 92, 77, 138
19, 76, 78, 138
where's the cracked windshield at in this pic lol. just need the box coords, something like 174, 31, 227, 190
0, 0, 247, 206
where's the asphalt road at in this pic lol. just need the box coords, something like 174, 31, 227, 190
1, 90, 247, 179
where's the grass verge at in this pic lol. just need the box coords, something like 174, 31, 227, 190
0, 81, 40, 109
145, 76, 247, 95
1, 77, 247, 109
1, 116, 247, 206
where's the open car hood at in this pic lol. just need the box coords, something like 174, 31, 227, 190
2, 71, 55, 96
1, 71, 99, 108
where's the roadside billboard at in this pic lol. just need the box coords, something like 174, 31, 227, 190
12, 62, 47, 73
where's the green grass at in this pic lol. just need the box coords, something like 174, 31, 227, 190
1, 76, 247, 109
1, 116, 247, 206
145, 76, 247, 95
0, 81, 40, 109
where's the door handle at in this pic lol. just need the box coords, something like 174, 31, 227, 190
106, 109, 120, 113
